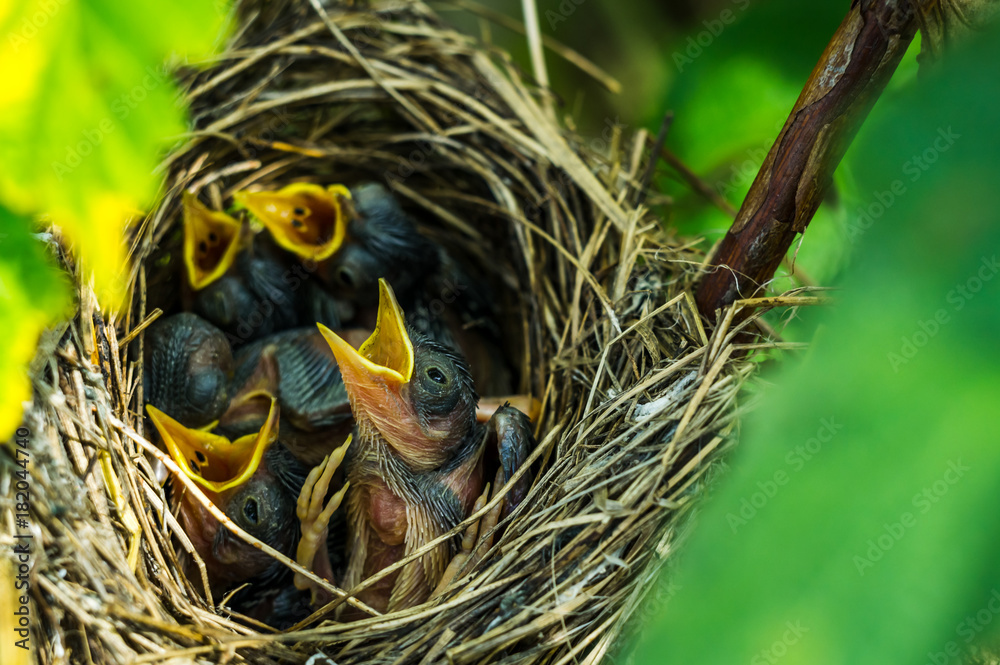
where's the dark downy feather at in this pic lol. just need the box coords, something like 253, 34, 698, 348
144, 312, 233, 428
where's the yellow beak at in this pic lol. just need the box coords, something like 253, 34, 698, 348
146, 397, 279, 493
319, 279, 413, 384
318, 279, 415, 437
234, 183, 350, 262
182, 192, 244, 290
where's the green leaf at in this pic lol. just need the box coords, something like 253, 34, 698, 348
0, 0, 227, 305
0, 206, 71, 439
0, 0, 226, 436
633, 27, 1000, 665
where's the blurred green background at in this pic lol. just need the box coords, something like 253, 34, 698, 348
446, 0, 920, 338
628, 24, 1000, 665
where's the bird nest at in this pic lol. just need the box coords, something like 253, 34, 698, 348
16, 1, 793, 663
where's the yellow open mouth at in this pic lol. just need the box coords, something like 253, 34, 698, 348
318, 279, 414, 387
235, 183, 350, 262
147, 397, 279, 493
182, 192, 244, 290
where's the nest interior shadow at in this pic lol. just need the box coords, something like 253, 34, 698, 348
21, 1, 768, 663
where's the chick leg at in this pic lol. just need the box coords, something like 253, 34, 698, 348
294, 436, 351, 605
431, 476, 504, 599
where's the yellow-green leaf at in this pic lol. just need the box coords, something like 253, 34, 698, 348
0, 0, 227, 306
0, 205, 71, 439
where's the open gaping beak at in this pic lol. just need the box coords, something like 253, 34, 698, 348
234, 183, 350, 262
147, 397, 279, 493
318, 279, 416, 442
182, 192, 244, 291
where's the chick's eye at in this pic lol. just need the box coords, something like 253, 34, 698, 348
243, 498, 259, 525
425, 366, 447, 384
336, 267, 355, 287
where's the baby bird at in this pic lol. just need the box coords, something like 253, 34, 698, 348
183, 192, 341, 347
146, 399, 296, 599
148, 400, 349, 617
234, 183, 349, 263
217, 326, 536, 467
237, 181, 508, 393
317, 182, 441, 318
319, 280, 534, 613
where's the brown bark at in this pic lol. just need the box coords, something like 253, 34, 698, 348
695, 0, 919, 319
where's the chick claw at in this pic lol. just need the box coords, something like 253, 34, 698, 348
294, 435, 351, 604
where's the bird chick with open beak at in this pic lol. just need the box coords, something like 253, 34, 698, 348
234, 183, 349, 265
317, 184, 497, 357
183, 192, 341, 346
218, 323, 534, 466
318, 279, 535, 613
316, 182, 440, 317
235, 181, 432, 327
333, 183, 508, 392
145, 312, 233, 429
146, 398, 296, 600
147, 399, 350, 617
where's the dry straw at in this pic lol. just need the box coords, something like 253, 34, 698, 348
15, 0, 819, 662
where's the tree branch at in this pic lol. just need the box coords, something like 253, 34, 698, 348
695, 0, 919, 318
